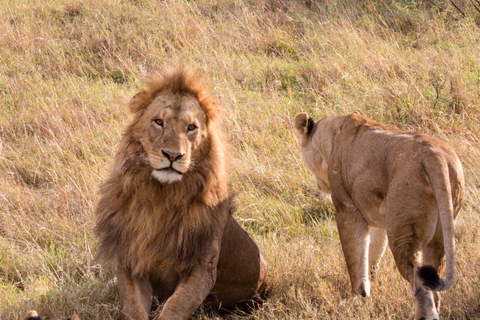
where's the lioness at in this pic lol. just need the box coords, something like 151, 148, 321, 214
95, 66, 267, 320
294, 113, 464, 320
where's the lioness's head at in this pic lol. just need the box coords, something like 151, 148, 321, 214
127, 66, 220, 184
294, 113, 315, 147
294, 113, 338, 194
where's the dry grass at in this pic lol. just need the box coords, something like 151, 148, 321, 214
1, 0, 479, 319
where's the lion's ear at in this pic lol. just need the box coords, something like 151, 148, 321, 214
294, 113, 314, 136
128, 90, 150, 114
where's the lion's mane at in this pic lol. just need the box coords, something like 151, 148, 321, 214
95, 66, 230, 276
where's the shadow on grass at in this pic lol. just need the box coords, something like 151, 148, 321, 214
301, 199, 336, 226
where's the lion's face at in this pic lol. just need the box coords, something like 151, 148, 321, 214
137, 91, 209, 184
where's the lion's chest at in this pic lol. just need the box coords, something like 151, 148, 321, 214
123, 224, 176, 274
118, 201, 219, 277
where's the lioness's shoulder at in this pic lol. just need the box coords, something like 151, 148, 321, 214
342, 114, 458, 157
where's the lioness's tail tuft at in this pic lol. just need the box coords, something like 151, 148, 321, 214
417, 264, 446, 291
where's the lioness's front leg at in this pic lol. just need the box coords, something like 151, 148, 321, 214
156, 242, 220, 320
329, 164, 371, 298
334, 201, 371, 298
368, 227, 387, 271
117, 263, 153, 320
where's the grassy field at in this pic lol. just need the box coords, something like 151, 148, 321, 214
1, 0, 479, 319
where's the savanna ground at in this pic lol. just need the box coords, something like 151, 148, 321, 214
1, 0, 479, 319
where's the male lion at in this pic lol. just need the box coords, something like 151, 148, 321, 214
294, 113, 464, 320
95, 66, 267, 320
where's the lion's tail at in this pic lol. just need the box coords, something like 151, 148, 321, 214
417, 151, 456, 292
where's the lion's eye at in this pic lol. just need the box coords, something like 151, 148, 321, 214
154, 119, 164, 126
187, 124, 197, 131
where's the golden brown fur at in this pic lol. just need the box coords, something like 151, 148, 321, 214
95, 66, 267, 320
294, 113, 464, 320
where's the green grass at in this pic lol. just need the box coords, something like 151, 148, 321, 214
1, 0, 479, 319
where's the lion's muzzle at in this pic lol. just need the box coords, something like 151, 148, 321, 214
162, 149, 185, 162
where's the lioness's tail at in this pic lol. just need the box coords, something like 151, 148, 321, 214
417, 151, 457, 292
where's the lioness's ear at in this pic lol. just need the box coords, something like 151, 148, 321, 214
294, 113, 314, 136
128, 90, 150, 114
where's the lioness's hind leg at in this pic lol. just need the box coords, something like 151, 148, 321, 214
387, 222, 438, 320
336, 208, 370, 297
422, 229, 446, 312
414, 278, 439, 320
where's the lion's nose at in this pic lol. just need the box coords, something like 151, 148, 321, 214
162, 150, 184, 162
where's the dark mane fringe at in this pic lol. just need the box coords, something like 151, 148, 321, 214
95, 66, 229, 276
128, 64, 220, 123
